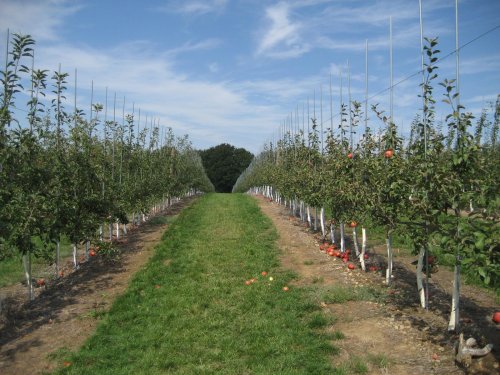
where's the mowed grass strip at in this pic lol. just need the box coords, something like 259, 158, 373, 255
54, 194, 335, 374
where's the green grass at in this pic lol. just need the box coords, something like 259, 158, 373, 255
0, 236, 74, 287
52, 193, 337, 374
315, 285, 384, 305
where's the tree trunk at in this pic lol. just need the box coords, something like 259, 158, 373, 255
22, 253, 33, 301
352, 226, 360, 257
320, 207, 325, 238
72, 243, 78, 269
330, 222, 336, 244
448, 263, 461, 332
360, 227, 367, 271
385, 234, 393, 285
340, 223, 345, 253
85, 240, 90, 261
416, 246, 426, 308
56, 240, 60, 277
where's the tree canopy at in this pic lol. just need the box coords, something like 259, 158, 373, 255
199, 144, 253, 193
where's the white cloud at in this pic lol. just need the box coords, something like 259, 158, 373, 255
159, 0, 228, 16
256, 2, 309, 58
0, 0, 81, 41
165, 39, 223, 57
13, 40, 285, 153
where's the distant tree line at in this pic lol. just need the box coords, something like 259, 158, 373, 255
199, 143, 253, 193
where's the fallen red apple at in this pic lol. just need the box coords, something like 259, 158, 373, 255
282, 286, 289, 291
363, 254, 369, 260
36, 278, 45, 287
347, 263, 355, 270
493, 311, 500, 324
245, 280, 252, 286
261, 271, 268, 277
89, 249, 96, 257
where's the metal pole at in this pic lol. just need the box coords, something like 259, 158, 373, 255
365, 40, 368, 138
320, 83, 323, 154
348, 59, 353, 151
339, 67, 343, 148
330, 73, 334, 138
74, 67, 77, 127
89, 80, 93, 124
389, 16, 394, 123
455, 0, 460, 119
419, 0, 427, 155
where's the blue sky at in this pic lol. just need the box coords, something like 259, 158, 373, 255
1, 0, 499, 153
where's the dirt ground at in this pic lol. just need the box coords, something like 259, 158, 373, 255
0, 197, 195, 375
257, 196, 499, 375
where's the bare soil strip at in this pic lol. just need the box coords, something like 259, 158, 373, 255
257, 196, 499, 375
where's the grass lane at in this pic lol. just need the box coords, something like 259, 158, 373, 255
53, 193, 336, 374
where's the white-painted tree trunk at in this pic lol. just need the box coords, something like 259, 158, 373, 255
85, 240, 90, 261
340, 223, 345, 253
56, 240, 60, 277
307, 206, 311, 227
448, 264, 461, 331
123, 223, 127, 235
22, 253, 33, 301
109, 223, 113, 241
352, 226, 360, 257
314, 207, 318, 231
385, 235, 393, 285
99, 224, 103, 241
320, 207, 326, 238
72, 243, 78, 269
116, 222, 120, 240
416, 247, 427, 308
330, 223, 336, 244
359, 227, 367, 271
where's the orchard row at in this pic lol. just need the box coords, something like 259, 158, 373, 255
0, 34, 214, 299
234, 38, 499, 332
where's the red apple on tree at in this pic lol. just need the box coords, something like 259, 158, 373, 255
384, 149, 394, 158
